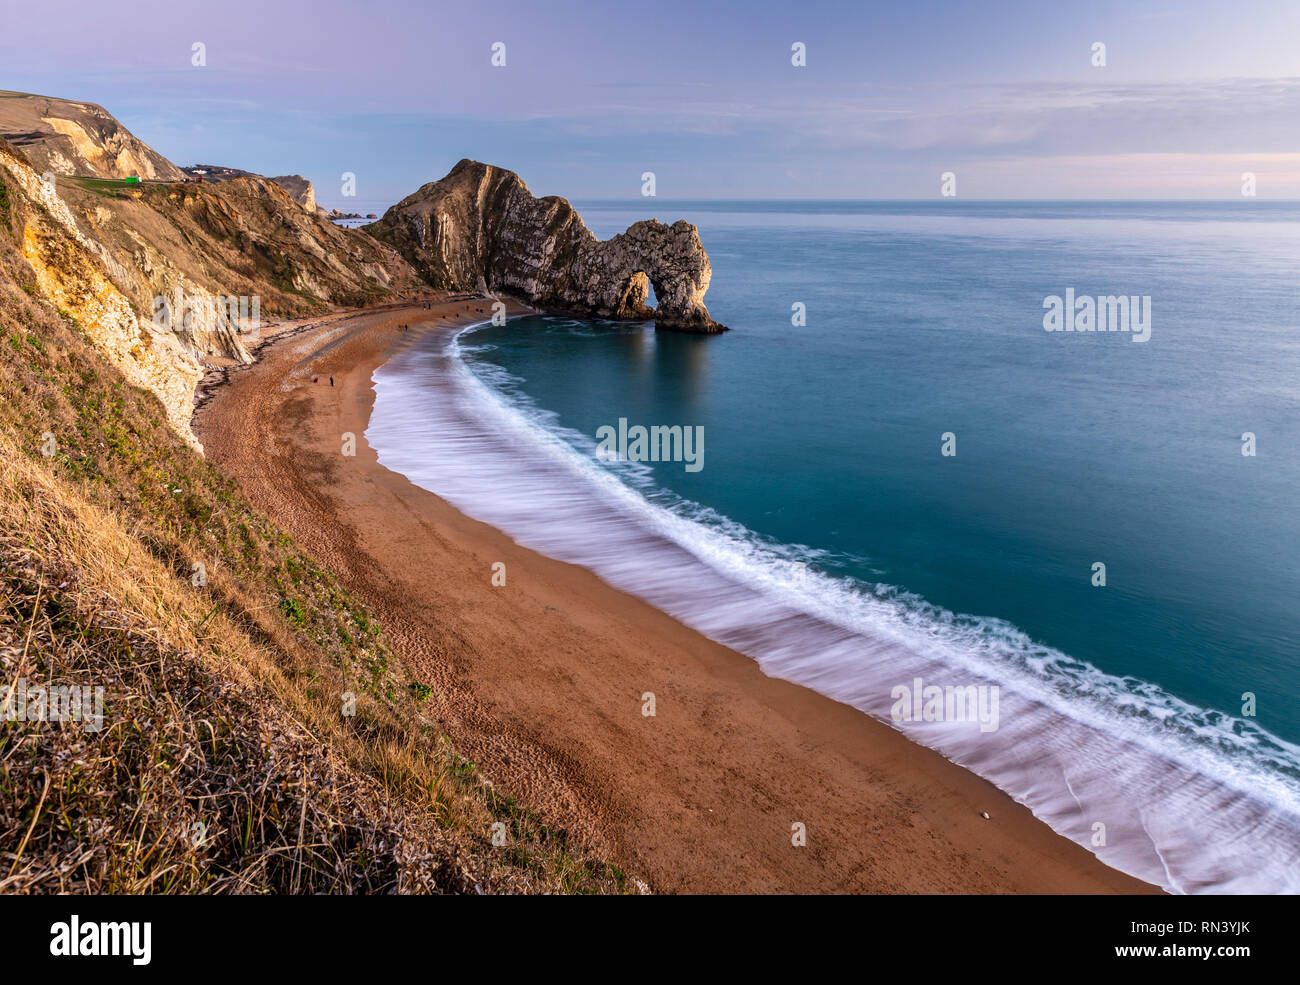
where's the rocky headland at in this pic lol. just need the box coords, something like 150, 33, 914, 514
0, 92, 727, 454
366, 159, 726, 333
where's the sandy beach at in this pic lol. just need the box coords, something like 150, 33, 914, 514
194, 300, 1155, 894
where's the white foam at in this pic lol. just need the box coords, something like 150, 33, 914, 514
367, 323, 1300, 894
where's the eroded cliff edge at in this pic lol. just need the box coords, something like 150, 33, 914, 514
366, 160, 726, 333
0, 92, 420, 450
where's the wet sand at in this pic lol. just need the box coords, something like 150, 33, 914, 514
194, 300, 1155, 894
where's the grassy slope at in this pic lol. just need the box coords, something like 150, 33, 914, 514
0, 146, 628, 893
59, 174, 407, 322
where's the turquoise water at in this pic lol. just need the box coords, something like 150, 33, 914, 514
368, 201, 1300, 892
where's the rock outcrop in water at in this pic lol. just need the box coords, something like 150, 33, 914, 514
366, 160, 725, 332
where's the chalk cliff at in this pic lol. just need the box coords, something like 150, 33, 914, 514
269, 174, 318, 213
1, 145, 203, 446
0, 93, 420, 450
0, 90, 185, 182
183, 165, 323, 217
367, 160, 725, 332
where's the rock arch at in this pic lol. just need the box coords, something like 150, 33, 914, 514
580, 220, 721, 331
612, 270, 653, 319
368, 160, 727, 333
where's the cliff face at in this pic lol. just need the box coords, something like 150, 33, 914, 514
78, 172, 413, 327
367, 160, 725, 332
0, 90, 185, 181
0, 100, 420, 450
182, 165, 323, 217
270, 174, 318, 213
1, 146, 204, 446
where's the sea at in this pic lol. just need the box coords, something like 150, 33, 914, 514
366, 200, 1300, 893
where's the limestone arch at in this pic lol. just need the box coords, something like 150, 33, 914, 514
613, 269, 657, 318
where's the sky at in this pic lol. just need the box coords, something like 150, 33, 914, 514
3, 0, 1299, 208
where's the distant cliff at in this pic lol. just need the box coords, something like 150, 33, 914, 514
0, 90, 185, 181
366, 160, 725, 332
183, 165, 328, 218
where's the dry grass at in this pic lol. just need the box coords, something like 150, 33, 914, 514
0, 511, 474, 893
0, 144, 631, 894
